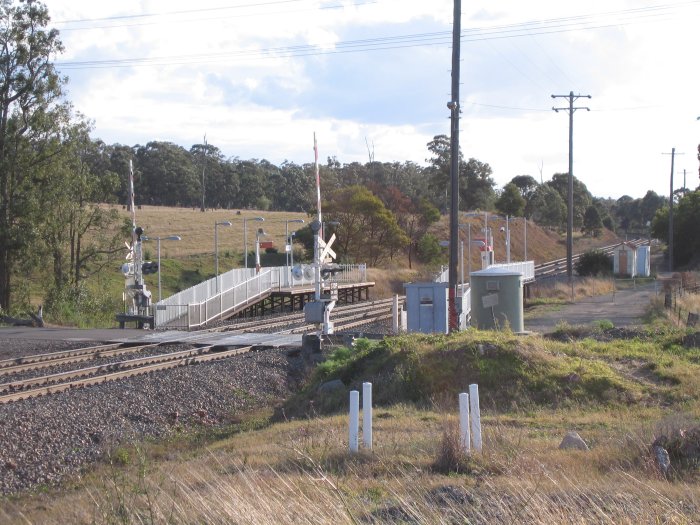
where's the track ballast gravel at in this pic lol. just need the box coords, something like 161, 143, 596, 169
0, 338, 300, 495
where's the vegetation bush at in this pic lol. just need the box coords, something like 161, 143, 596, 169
416, 233, 445, 265
284, 331, 647, 418
654, 422, 700, 474
432, 421, 473, 474
575, 250, 612, 276
44, 284, 121, 328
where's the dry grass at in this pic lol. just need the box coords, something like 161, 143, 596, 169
105, 204, 308, 258
112, 205, 622, 267
5, 406, 699, 524
677, 293, 700, 319
432, 215, 620, 270
528, 277, 615, 302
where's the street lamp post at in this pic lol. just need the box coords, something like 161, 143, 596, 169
459, 222, 488, 283
255, 227, 267, 273
505, 215, 511, 263
289, 231, 298, 269
214, 221, 232, 292
243, 217, 264, 270
142, 234, 181, 303
285, 219, 305, 267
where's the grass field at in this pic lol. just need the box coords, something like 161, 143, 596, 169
4, 327, 700, 524
112, 205, 621, 268
111, 205, 308, 259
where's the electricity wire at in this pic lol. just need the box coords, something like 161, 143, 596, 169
55, 1, 699, 70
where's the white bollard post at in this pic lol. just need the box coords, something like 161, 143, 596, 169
349, 390, 359, 453
363, 382, 372, 449
459, 392, 470, 452
392, 294, 399, 334
469, 383, 482, 452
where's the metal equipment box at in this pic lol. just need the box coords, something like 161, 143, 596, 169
470, 267, 524, 332
404, 282, 449, 334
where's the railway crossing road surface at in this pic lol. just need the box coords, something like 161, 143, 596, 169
0, 326, 303, 348
0, 326, 146, 343
525, 281, 658, 333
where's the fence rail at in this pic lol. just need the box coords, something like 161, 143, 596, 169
663, 277, 700, 328
153, 264, 368, 329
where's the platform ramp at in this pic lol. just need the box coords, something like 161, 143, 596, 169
153, 264, 368, 330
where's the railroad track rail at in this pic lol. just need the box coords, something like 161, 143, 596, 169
534, 238, 646, 280
0, 342, 161, 376
0, 298, 403, 404
285, 299, 399, 334
0, 344, 254, 405
2, 239, 642, 406
211, 297, 401, 334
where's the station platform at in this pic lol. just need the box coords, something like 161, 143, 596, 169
242, 281, 374, 316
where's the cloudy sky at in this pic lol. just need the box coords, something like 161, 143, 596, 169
45, 0, 700, 199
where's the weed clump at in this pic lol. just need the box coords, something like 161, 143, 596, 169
653, 423, 700, 477
432, 421, 473, 474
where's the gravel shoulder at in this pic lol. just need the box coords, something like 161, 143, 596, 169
525, 282, 658, 333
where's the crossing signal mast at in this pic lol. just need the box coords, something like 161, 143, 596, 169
302, 134, 338, 336
119, 160, 154, 327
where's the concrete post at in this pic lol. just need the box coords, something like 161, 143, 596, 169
469, 384, 482, 452
349, 390, 359, 453
363, 382, 372, 450
392, 294, 399, 334
459, 392, 470, 452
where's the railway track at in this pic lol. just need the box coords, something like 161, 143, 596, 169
0, 298, 402, 405
0, 344, 254, 404
3, 238, 637, 406
534, 238, 646, 280
0, 342, 161, 376
212, 297, 401, 334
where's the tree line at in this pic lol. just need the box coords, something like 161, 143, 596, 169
0, 0, 687, 314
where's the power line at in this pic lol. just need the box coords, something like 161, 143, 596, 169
54, 1, 699, 70
55, 0, 309, 24
54, 1, 377, 32
54, 0, 698, 30
463, 101, 550, 112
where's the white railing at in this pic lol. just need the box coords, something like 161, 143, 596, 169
436, 261, 535, 283
154, 264, 368, 329
488, 261, 536, 281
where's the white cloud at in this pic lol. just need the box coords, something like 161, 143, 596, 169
44, 0, 700, 199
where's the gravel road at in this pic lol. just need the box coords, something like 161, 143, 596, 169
525, 282, 658, 332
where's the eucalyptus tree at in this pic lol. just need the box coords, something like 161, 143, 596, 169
0, 0, 65, 310
134, 141, 199, 206
267, 161, 313, 212
548, 173, 592, 229
526, 184, 566, 229
323, 185, 409, 266
495, 182, 526, 217
426, 134, 496, 211
38, 123, 128, 290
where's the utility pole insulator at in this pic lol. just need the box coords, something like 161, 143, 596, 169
551, 91, 592, 282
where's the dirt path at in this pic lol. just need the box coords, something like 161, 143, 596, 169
525, 281, 659, 333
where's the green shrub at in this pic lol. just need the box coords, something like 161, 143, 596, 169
416, 233, 445, 265
44, 283, 120, 328
575, 250, 613, 277
595, 319, 615, 331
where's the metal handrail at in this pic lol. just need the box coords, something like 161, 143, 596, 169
154, 264, 368, 329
